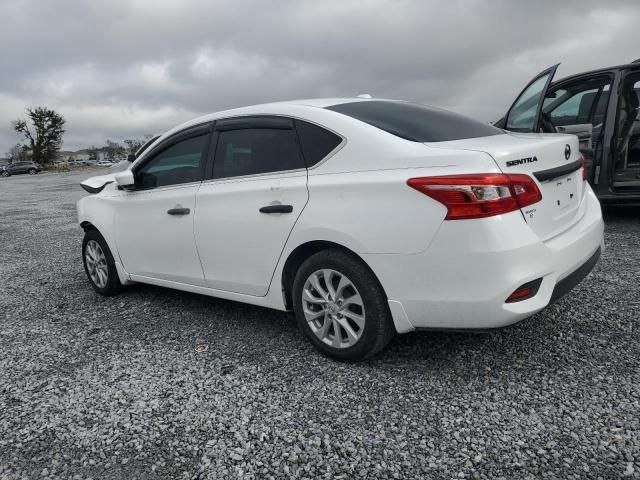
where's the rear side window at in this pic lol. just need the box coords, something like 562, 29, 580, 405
213, 128, 304, 179
295, 120, 342, 166
326, 100, 502, 142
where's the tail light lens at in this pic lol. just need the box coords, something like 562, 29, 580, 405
407, 173, 542, 220
581, 155, 587, 181
505, 278, 542, 303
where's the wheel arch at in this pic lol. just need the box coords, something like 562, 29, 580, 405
80, 221, 96, 232
78, 217, 131, 285
280, 240, 387, 310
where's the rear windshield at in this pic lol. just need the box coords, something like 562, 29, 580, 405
325, 100, 502, 142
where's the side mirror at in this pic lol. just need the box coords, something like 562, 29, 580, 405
114, 170, 135, 190
127, 153, 136, 163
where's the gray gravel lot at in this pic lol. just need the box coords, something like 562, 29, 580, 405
0, 170, 638, 479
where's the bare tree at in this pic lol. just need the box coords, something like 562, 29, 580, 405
13, 107, 65, 164
6, 143, 30, 164
124, 134, 154, 156
87, 146, 99, 161
103, 140, 126, 161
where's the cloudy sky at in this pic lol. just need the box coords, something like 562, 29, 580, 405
1, 0, 639, 153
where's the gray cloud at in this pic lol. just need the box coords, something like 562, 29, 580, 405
1, 0, 639, 152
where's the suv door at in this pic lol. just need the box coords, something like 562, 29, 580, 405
496, 64, 559, 132
542, 75, 612, 183
113, 124, 212, 285
194, 116, 309, 296
11, 162, 27, 174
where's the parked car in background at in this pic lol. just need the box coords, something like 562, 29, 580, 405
0, 161, 41, 177
78, 98, 603, 360
495, 59, 640, 203
97, 160, 114, 167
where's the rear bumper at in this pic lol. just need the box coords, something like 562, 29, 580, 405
549, 246, 600, 305
364, 185, 604, 333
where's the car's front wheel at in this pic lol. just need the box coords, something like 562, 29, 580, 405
1, 171, 10, 177
82, 229, 122, 296
28, 168, 37, 175
292, 249, 395, 361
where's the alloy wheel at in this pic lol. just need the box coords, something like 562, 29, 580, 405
85, 240, 108, 289
302, 269, 365, 348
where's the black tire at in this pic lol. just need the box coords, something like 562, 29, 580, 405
28, 168, 37, 175
292, 249, 395, 361
1, 171, 10, 177
82, 229, 122, 296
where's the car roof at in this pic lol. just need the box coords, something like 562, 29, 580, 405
158, 97, 395, 140
554, 61, 640, 85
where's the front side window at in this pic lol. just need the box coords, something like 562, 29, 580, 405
506, 74, 551, 131
545, 85, 609, 127
213, 128, 304, 179
135, 134, 208, 189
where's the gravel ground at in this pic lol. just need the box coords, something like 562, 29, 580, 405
0, 170, 638, 480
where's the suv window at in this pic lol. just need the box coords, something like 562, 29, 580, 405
213, 128, 304, 179
326, 100, 502, 142
295, 120, 342, 166
135, 134, 208, 189
542, 78, 611, 154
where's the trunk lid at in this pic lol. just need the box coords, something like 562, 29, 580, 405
425, 132, 585, 240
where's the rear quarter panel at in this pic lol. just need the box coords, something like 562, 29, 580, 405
287, 140, 503, 256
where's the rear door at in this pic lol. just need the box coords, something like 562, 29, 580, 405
499, 64, 559, 133
194, 116, 309, 296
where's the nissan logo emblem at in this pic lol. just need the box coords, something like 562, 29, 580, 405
564, 144, 571, 160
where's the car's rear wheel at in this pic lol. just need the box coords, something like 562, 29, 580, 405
292, 249, 395, 361
28, 168, 37, 175
82, 229, 122, 296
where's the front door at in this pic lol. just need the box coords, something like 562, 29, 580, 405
194, 116, 309, 296
114, 126, 211, 286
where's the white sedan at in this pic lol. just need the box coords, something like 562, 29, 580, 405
78, 98, 604, 360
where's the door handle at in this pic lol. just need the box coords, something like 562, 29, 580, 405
167, 207, 190, 215
259, 204, 293, 214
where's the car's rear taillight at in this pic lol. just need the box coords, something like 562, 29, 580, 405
407, 173, 542, 220
581, 155, 587, 181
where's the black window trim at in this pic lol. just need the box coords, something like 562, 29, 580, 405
130, 122, 213, 191
202, 114, 346, 182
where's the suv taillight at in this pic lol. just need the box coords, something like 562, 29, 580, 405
581, 155, 587, 181
407, 173, 542, 220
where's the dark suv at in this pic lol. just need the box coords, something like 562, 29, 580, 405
0, 161, 42, 177
495, 59, 640, 203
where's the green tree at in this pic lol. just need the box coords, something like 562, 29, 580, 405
13, 107, 65, 165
